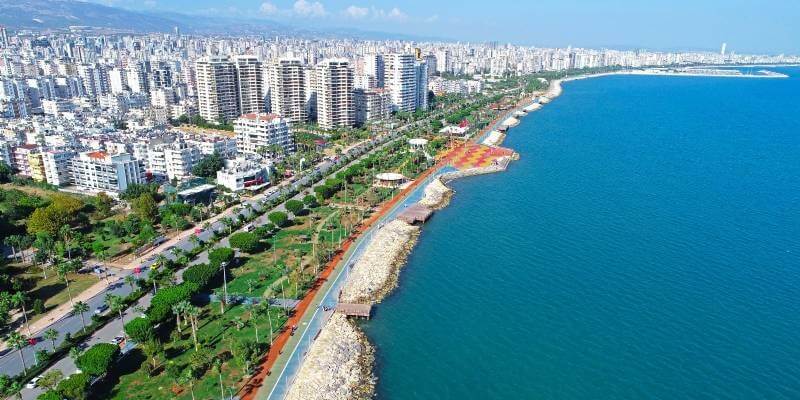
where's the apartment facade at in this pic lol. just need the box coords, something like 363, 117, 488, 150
234, 113, 295, 155
384, 53, 417, 113
196, 56, 240, 123
267, 57, 307, 125
354, 88, 391, 126
70, 151, 144, 195
315, 59, 354, 130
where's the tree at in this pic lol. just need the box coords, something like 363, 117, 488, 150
268, 211, 289, 228
229, 232, 260, 253
55, 372, 90, 400
212, 359, 225, 400
44, 328, 59, 351
146, 282, 198, 323
124, 317, 154, 343
37, 370, 64, 392
6, 332, 28, 373
76, 343, 120, 376
131, 193, 159, 222
57, 262, 76, 306
72, 301, 90, 333
105, 294, 126, 335
38, 390, 62, 400
302, 194, 318, 208
124, 274, 137, 291
178, 368, 197, 400
142, 340, 164, 373
0, 161, 13, 183
208, 247, 235, 267
186, 305, 201, 351
182, 263, 218, 288
11, 291, 31, 335
284, 199, 304, 216
192, 152, 225, 178
27, 206, 70, 236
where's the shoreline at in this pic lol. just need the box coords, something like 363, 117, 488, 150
273, 65, 795, 398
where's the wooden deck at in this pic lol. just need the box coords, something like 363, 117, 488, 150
336, 303, 373, 319
397, 204, 433, 224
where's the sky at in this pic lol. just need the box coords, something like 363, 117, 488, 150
93, 0, 800, 54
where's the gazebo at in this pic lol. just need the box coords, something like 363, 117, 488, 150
374, 172, 407, 188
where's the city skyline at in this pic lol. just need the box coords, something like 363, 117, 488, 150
84, 0, 800, 54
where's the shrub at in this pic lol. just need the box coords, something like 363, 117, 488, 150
55, 372, 90, 400
302, 195, 318, 208
267, 211, 289, 228
229, 232, 261, 253
76, 343, 120, 377
147, 283, 199, 323
208, 247, 235, 267
284, 199, 304, 215
182, 263, 218, 288
124, 317, 154, 343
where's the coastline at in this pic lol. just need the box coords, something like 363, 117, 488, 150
279, 80, 548, 399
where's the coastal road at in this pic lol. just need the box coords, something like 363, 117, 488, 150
3, 105, 435, 393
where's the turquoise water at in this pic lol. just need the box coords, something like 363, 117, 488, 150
362, 69, 800, 399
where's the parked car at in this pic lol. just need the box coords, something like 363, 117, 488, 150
25, 375, 42, 389
94, 304, 109, 314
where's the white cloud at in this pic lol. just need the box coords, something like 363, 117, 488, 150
143, 0, 157, 8
344, 5, 369, 19
293, 0, 327, 17
387, 7, 407, 20
370, 6, 408, 22
425, 14, 439, 23
259, 2, 278, 15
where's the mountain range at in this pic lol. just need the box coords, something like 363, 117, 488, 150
0, 0, 436, 41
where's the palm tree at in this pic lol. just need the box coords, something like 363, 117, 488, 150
188, 235, 200, 250
249, 303, 264, 344
212, 359, 225, 400
105, 294, 126, 336
124, 274, 136, 291
6, 332, 28, 373
232, 316, 245, 331
4, 235, 20, 261
186, 305, 200, 350
8, 381, 23, 400
68, 346, 82, 363
43, 328, 59, 351
221, 217, 234, 234
59, 224, 75, 260
11, 291, 31, 335
73, 301, 89, 333
142, 340, 163, 372
179, 369, 197, 400
57, 262, 76, 306
172, 303, 184, 334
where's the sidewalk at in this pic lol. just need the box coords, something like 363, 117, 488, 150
0, 275, 118, 351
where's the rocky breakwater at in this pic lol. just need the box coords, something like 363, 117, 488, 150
340, 219, 421, 304
285, 313, 375, 400
419, 177, 454, 209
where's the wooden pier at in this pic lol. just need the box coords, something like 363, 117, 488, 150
336, 303, 373, 319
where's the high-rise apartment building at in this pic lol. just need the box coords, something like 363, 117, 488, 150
414, 60, 429, 111
234, 55, 265, 115
354, 88, 391, 126
196, 56, 240, 123
384, 53, 416, 113
363, 54, 385, 88
314, 59, 354, 130
267, 57, 307, 125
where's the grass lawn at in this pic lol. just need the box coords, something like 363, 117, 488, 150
6, 263, 100, 321
93, 304, 287, 400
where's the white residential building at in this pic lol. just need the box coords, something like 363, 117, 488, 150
267, 57, 307, 125
216, 157, 271, 192
384, 53, 416, 113
196, 56, 240, 123
354, 88, 391, 125
315, 59, 354, 130
42, 149, 76, 186
146, 140, 202, 182
415, 60, 429, 111
234, 113, 295, 155
70, 151, 145, 195
185, 136, 238, 158
234, 55, 265, 115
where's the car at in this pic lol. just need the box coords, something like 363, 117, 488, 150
110, 336, 124, 345
244, 224, 255, 232
25, 375, 42, 389
94, 304, 109, 314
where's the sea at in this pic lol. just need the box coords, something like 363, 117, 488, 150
361, 67, 800, 399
